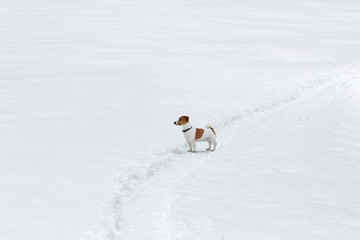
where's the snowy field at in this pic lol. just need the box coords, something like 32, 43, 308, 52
1, 0, 360, 240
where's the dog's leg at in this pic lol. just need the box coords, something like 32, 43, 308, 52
187, 142, 192, 152
206, 141, 212, 151
191, 142, 196, 153
211, 142, 217, 151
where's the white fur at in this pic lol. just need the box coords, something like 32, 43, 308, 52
176, 121, 217, 152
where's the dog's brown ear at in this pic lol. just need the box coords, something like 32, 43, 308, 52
184, 116, 189, 121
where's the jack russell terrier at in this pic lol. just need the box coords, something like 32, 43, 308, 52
174, 116, 217, 152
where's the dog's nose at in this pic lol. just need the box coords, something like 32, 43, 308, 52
173, 121, 176, 125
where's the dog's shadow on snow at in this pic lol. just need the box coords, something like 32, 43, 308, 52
171, 148, 212, 155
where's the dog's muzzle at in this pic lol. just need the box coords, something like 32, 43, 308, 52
174, 121, 178, 125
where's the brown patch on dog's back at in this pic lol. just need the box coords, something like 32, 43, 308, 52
195, 128, 204, 140
178, 116, 189, 125
210, 127, 216, 135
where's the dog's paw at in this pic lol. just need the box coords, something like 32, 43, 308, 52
206, 148, 211, 151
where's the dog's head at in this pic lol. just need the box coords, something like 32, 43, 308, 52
174, 116, 189, 126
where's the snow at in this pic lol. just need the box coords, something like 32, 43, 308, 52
1, 0, 360, 240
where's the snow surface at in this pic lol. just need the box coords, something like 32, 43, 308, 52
1, 0, 360, 240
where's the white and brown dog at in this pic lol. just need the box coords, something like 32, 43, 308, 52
174, 116, 217, 152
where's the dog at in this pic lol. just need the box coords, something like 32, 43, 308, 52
174, 116, 217, 152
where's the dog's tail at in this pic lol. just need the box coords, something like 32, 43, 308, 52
205, 124, 216, 135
